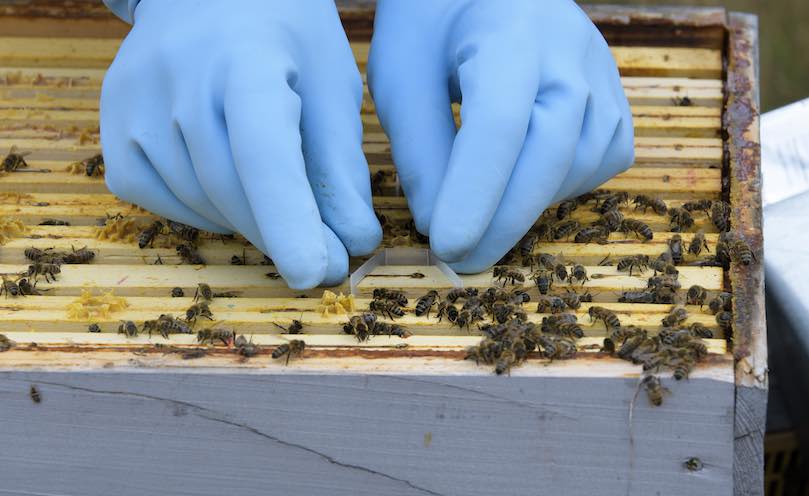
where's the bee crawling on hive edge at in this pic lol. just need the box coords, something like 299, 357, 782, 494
272, 339, 306, 365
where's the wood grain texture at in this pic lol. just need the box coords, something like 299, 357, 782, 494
0, 366, 734, 496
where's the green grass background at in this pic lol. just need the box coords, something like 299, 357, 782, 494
584, 1, 809, 111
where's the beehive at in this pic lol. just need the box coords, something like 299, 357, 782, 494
0, 3, 765, 496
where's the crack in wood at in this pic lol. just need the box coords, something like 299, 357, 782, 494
18, 378, 447, 496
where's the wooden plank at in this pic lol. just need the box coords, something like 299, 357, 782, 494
0, 263, 723, 298
0, 331, 727, 354
0, 367, 735, 496
0, 295, 722, 336
726, 13, 766, 496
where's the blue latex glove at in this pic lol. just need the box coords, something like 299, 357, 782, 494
101, 0, 381, 289
369, 0, 634, 273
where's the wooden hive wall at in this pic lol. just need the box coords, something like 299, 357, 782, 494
0, 35, 731, 361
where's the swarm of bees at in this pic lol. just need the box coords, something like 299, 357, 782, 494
0, 245, 98, 298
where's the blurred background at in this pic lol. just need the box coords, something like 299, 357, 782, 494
587, 0, 809, 111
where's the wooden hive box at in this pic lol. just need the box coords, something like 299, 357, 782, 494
0, 3, 765, 496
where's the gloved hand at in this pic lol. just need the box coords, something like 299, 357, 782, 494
101, 0, 381, 289
369, 0, 634, 273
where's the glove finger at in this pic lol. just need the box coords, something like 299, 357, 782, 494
429, 42, 541, 262
181, 101, 348, 285
100, 59, 230, 234
552, 32, 633, 202
448, 81, 587, 274
135, 117, 236, 232
100, 135, 230, 234
299, 49, 381, 256
368, 32, 455, 235
224, 60, 333, 289
177, 78, 270, 255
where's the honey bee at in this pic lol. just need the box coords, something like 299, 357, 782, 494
81, 154, 105, 177
662, 306, 689, 327
593, 192, 628, 214
0, 333, 14, 352
531, 269, 553, 295
552, 220, 581, 241
716, 311, 732, 330
658, 327, 693, 347
167, 220, 200, 243
447, 287, 478, 303
374, 322, 412, 338
455, 306, 485, 331
597, 209, 625, 232
553, 263, 568, 282
618, 333, 649, 361
415, 290, 439, 317
549, 200, 575, 221
710, 200, 731, 232
672, 96, 693, 107
26, 278, 51, 296
669, 354, 697, 381
185, 302, 214, 323
369, 299, 405, 319
24, 247, 49, 262
620, 218, 654, 241
619, 290, 656, 304
272, 339, 306, 365
494, 348, 518, 375
274, 319, 304, 335
176, 242, 206, 265
0, 275, 21, 298
568, 264, 589, 285
230, 248, 247, 265
708, 292, 732, 314
616, 255, 650, 276
148, 314, 194, 339
465, 338, 503, 366
118, 320, 138, 337
535, 296, 566, 315
436, 301, 459, 323
642, 375, 669, 406
2, 146, 30, 172
343, 313, 378, 342
493, 266, 525, 286
688, 322, 714, 339
171, 287, 184, 297
686, 285, 707, 306
27, 262, 61, 282
561, 289, 582, 310
532, 253, 557, 271
517, 232, 539, 260
196, 327, 235, 346
668, 207, 694, 232
728, 237, 756, 265
234, 335, 260, 358
38, 218, 70, 226
194, 283, 213, 302
489, 302, 525, 323
574, 225, 610, 244
589, 306, 621, 330
688, 231, 710, 257
30, 385, 41, 404
138, 220, 164, 249
548, 336, 578, 359
372, 288, 409, 306
668, 234, 684, 264
61, 245, 95, 264
682, 199, 713, 214
633, 195, 668, 215
370, 170, 387, 196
